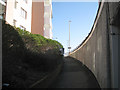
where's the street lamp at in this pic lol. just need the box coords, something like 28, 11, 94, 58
68, 20, 71, 55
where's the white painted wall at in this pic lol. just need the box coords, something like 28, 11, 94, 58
6, 0, 32, 32
44, 0, 52, 39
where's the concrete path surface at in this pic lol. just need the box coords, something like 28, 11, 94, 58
49, 57, 100, 88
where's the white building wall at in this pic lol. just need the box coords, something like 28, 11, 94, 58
44, 0, 52, 39
6, 0, 32, 32
5, 0, 14, 25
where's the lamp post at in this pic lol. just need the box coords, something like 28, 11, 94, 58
68, 20, 71, 55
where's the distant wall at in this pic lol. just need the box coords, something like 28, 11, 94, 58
70, 2, 120, 88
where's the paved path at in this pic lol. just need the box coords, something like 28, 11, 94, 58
50, 57, 100, 88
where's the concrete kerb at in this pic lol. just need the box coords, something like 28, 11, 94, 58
29, 61, 64, 88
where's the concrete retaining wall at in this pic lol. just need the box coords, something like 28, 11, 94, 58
70, 2, 120, 88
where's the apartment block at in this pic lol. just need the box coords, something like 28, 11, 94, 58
6, 0, 32, 32
44, 0, 52, 39
0, 0, 52, 39
31, 2, 44, 36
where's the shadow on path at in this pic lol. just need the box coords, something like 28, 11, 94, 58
49, 56, 100, 88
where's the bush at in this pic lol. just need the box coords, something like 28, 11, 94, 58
2, 20, 26, 85
16, 28, 63, 54
2, 19, 64, 87
15, 27, 64, 71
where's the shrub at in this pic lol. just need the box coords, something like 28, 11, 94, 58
16, 28, 63, 54
2, 19, 64, 87
2, 19, 26, 85
15, 27, 64, 72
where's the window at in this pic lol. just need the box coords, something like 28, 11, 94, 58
0, 16, 3, 19
0, 5, 6, 19
13, 19, 17, 26
21, 8, 27, 19
14, 0, 18, 9
44, 0, 50, 6
2, 0, 6, 3
20, 25, 26, 30
23, 0, 27, 3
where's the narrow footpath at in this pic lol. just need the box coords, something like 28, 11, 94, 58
49, 57, 100, 88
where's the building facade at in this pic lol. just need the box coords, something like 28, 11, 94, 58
0, 0, 52, 39
44, 0, 52, 39
31, 1, 44, 36
5, 0, 32, 32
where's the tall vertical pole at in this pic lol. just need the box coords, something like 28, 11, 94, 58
69, 20, 71, 55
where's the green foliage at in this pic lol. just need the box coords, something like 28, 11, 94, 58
2, 19, 26, 85
15, 27, 64, 71
2, 20, 25, 63
15, 27, 63, 54
2, 19, 64, 88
